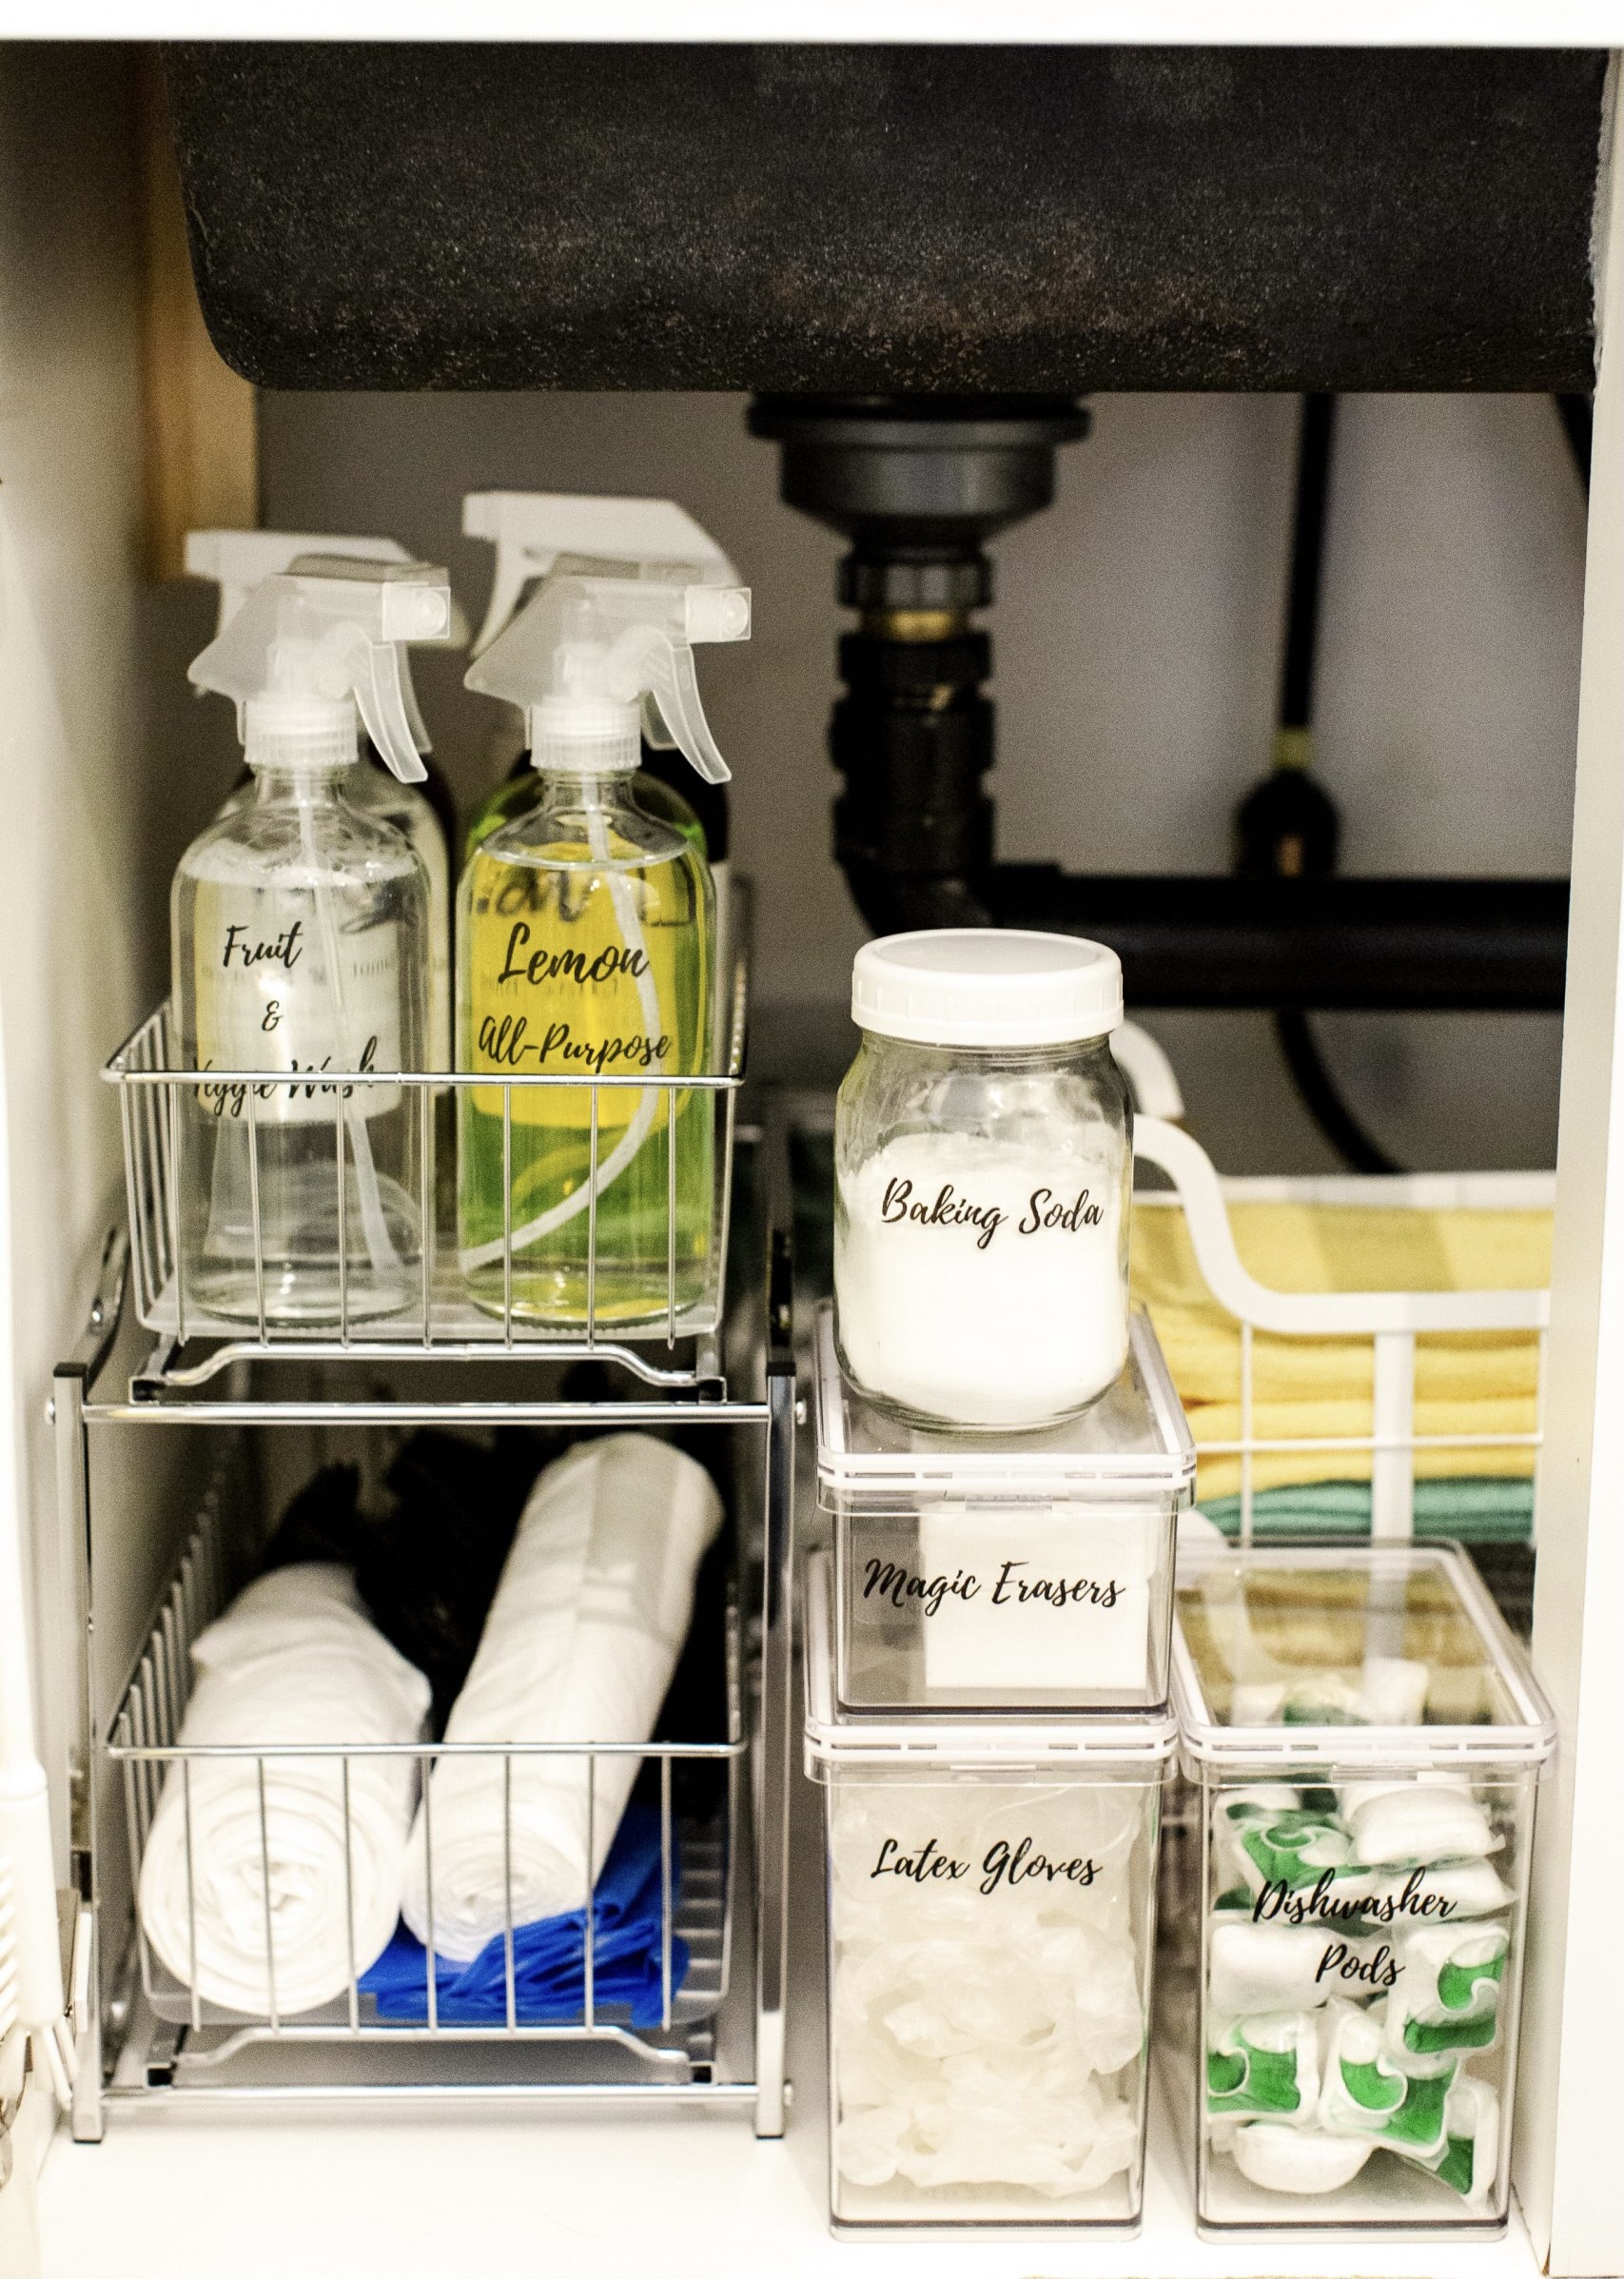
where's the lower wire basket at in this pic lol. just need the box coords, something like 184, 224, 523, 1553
105, 1458, 744, 2092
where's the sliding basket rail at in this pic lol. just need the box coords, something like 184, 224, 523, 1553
103, 946, 747, 1386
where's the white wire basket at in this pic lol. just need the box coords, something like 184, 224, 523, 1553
1133, 1116, 1551, 1548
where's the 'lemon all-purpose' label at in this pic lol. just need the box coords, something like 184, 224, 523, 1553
464, 860, 693, 1130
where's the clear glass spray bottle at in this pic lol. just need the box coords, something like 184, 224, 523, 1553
457, 575, 749, 1326
173, 560, 453, 1324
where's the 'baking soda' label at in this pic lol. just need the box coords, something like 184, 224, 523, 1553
193, 887, 401, 1123
833, 1132, 1129, 1428
874, 1173, 1106, 1249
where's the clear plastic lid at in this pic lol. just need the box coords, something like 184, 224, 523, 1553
814, 1301, 1196, 1514
804, 1552, 1177, 1772
1171, 1542, 1556, 1772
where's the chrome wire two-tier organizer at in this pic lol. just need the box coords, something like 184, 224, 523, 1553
53, 932, 794, 2143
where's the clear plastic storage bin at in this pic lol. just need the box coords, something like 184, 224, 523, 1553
804, 1552, 1174, 2234
815, 1300, 1195, 1711
1171, 1542, 1556, 2240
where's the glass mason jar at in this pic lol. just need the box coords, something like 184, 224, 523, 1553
833, 930, 1131, 1431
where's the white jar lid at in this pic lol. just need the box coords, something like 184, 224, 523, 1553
851, 929, 1123, 1047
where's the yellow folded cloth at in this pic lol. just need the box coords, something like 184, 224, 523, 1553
1129, 1198, 1549, 1502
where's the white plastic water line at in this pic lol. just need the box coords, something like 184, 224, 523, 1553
1132, 1115, 1550, 1542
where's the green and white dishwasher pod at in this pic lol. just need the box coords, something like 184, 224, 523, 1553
1171, 1542, 1556, 2240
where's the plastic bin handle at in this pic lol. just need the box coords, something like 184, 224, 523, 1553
1133, 1116, 1549, 1336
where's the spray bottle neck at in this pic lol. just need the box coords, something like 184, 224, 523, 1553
528, 695, 642, 777
249, 770, 357, 818
244, 696, 361, 774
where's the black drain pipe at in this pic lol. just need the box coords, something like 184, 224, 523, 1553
750, 393, 1569, 1012
749, 395, 1086, 933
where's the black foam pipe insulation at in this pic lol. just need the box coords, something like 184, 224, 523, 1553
166, 46, 1605, 394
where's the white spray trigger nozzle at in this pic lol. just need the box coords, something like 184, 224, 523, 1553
466, 574, 749, 787
683, 586, 751, 642
640, 588, 752, 756
463, 492, 737, 656
187, 561, 455, 782
186, 529, 414, 639
629, 619, 739, 785
186, 531, 469, 754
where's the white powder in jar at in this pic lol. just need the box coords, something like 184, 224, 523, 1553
834, 1130, 1129, 1429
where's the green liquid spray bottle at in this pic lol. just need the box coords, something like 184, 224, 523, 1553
457, 572, 750, 1328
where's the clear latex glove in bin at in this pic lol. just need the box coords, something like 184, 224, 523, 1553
172, 560, 453, 1326
458, 574, 749, 1327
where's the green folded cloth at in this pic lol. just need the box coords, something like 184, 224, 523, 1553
1199, 1477, 1533, 1544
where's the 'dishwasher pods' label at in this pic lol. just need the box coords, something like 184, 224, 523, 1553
193, 885, 401, 1123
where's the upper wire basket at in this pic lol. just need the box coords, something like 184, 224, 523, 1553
104, 949, 747, 1375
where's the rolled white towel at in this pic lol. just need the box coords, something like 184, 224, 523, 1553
401, 1434, 723, 1965
138, 1564, 430, 2016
